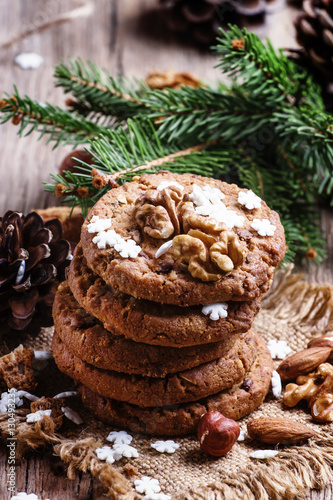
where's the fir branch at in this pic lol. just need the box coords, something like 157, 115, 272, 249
2, 25, 333, 263
54, 59, 148, 119
0, 87, 110, 147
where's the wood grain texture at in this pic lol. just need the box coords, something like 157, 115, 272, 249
0, 1, 332, 498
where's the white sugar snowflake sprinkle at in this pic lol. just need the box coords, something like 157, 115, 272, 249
134, 477, 161, 496
157, 180, 184, 191
267, 340, 291, 360
237, 430, 246, 441
0, 389, 24, 413
151, 440, 180, 454
26, 409, 52, 423
61, 406, 83, 425
147, 494, 172, 500
10, 493, 40, 500
201, 303, 228, 321
189, 184, 244, 229
14, 52, 44, 70
107, 430, 133, 445
92, 229, 122, 249
96, 443, 138, 463
96, 445, 117, 464
155, 240, 173, 259
114, 238, 141, 258
238, 190, 261, 210
250, 450, 279, 459
54, 391, 78, 399
271, 370, 282, 399
87, 215, 112, 234
251, 218, 276, 236
113, 443, 138, 458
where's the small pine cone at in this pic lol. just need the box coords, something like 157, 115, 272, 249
160, 0, 285, 45
0, 211, 72, 334
295, 0, 333, 83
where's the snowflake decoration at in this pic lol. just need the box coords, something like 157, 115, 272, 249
155, 240, 173, 259
267, 339, 291, 360
96, 445, 117, 464
250, 450, 279, 459
157, 180, 184, 191
271, 370, 282, 399
201, 303, 228, 321
147, 494, 171, 500
107, 430, 133, 445
189, 184, 244, 229
0, 389, 27, 413
114, 238, 141, 258
151, 440, 180, 454
113, 443, 138, 458
14, 52, 44, 70
26, 409, 52, 423
87, 215, 112, 233
96, 443, 138, 463
251, 218, 276, 236
134, 476, 161, 496
61, 406, 83, 425
10, 493, 41, 500
238, 190, 261, 210
92, 229, 122, 249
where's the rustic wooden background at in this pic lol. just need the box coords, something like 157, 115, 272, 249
0, 0, 332, 498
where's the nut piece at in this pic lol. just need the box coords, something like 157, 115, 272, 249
30, 396, 65, 430
311, 394, 333, 422
197, 411, 240, 457
308, 333, 333, 350
247, 417, 315, 444
135, 204, 174, 239
277, 347, 332, 382
0, 345, 37, 392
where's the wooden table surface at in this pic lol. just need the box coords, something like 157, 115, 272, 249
0, 1, 332, 498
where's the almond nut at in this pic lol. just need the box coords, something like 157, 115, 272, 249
277, 347, 332, 382
247, 417, 315, 444
307, 333, 333, 350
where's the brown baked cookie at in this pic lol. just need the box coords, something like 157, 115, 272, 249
52, 330, 259, 407
54, 282, 258, 376
67, 246, 261, 347
78, 335, 273, 436
80, 172, 286, 306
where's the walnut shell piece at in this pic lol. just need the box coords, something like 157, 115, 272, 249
30, 396, 65, 430
0, 345, 37, 392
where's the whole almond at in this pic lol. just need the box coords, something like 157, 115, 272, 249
277, 347, 331, 382
247, 417, 315, 444
308, 333, 333, 350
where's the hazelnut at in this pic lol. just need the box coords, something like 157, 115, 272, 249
197, 411, 240, 457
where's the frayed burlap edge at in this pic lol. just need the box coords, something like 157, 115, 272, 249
2, 267, 333, 500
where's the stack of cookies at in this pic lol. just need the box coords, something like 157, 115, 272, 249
52, 171, 286, 436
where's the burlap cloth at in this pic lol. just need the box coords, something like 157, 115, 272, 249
2, 266, 333, 500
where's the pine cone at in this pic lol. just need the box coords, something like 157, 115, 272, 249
160, 0, 285, 45
295, 0, 333, 83
0, 211, 71, 334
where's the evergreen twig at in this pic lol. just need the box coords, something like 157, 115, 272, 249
1, 25, 332, 263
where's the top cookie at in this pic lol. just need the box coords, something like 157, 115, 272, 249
81, 172, 286, 306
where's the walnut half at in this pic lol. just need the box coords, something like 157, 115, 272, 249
134, 186, 183, 239
172, 229, 246, 282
